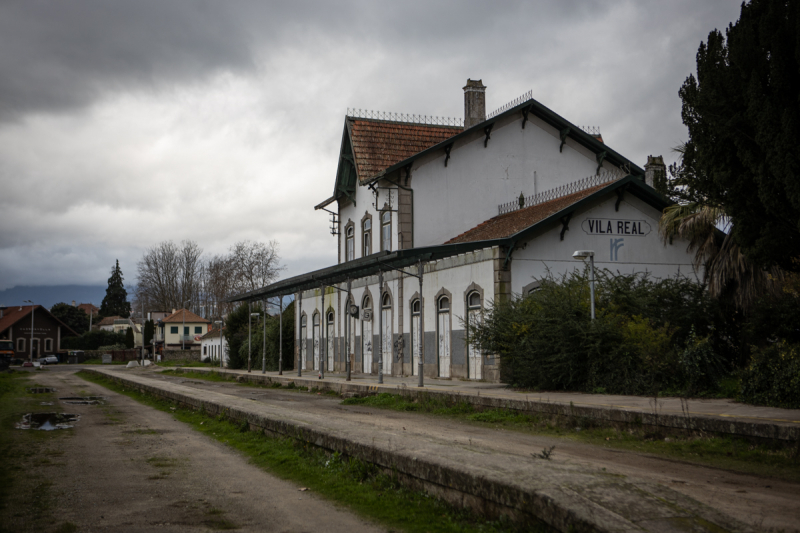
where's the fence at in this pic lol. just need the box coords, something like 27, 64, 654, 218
497, 170, 623, 215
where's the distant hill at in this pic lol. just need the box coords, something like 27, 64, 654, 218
0, 285, 110, 309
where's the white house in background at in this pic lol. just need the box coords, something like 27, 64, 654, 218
200, 328, 228, 366
156, 309, 211, 350
230, 80, 696, 382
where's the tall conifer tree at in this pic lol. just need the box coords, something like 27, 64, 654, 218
101, 259, 131, 318
678, 0, 800, 271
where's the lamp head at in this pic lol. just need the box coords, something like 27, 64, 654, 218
572, 250, 595, 261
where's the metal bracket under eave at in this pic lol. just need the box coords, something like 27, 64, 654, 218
503, 240, 517, 270
521, 104, 533, 129
444, 143, 453, 167
559, 127, 571, 153
404, 164, 412, 185
560, 213, 572, 241
615, 186, 626, 212
596, 151, 607, 175
484, 123, 494, 148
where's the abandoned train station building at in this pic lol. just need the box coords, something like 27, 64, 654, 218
231, 80, 696, 382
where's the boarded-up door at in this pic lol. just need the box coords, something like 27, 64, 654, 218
468, 307, 482, 380
362, 318, 372, 374
349, 314, 356, 370
412, 306, 420, 376
381, 306, 392, 375
313, 314, 320, 371
327, 313, 334, 372
301, 321, 307, 369
437, 297, 450, 378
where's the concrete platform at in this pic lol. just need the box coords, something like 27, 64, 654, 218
86, 367, 755, 533
168, 366, 800, 443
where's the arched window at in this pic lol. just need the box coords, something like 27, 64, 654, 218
346, 226, 354, 261
362, 294, 373, 374
363, 218, 372, 256
468, 292, 481, 309
466, 291, 482, 380
301, 315, 307, 327
437, 295, 451, 378
381, 211, 391, 252
412, 299, 420, 314
313, 313, 319, 326
382, 293, 391, 308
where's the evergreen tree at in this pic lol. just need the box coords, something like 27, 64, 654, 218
101, 259, 131, 317
143, 319, 154, 348
50, 302, 90, 335
125, 327, 135, 349
678, 0, 800, 271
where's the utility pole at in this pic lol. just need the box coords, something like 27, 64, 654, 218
24, 300, 34, 362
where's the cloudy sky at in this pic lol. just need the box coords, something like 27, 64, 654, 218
0, 0, 742, 293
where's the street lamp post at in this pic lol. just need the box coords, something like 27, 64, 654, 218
24, 300, 34, 362
182, 300, 191, 351
572, 250, 596, 320
215, 320, 223, 368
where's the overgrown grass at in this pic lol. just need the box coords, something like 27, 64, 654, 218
343, 393, 800, 483
0, 371, 73, 533
78, 371, 549, 533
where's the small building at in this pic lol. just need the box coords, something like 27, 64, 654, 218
0, 305, 78, 360
200, 328, 228, 366
156, 309, 211, 350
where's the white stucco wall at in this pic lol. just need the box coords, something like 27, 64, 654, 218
409, 113, 623, 247
510, 193, 700, 294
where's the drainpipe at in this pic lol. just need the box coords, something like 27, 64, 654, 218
320, 282, 325, 380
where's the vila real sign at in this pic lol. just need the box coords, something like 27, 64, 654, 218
581, 218, 651, 237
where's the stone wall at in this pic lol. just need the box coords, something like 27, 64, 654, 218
162, 349, 201, 362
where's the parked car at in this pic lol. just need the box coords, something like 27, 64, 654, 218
38, 356, 58, 365
21, 361, 34, 367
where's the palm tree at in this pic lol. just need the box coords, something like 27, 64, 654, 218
659, 147, 784, 313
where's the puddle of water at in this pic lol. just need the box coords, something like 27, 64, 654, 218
16, 413, 80, 430
59, 396, 105, 405
27, 388, 56, 394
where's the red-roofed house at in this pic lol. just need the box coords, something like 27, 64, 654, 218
230, 80, 694, 382
0, 305, 78, 361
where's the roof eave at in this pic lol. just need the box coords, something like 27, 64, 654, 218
365, 98, 645, 186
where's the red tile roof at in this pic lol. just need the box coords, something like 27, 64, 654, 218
0, 305, 78, 337
348, 118, 461, 182
76, 303, 99, 316
162, 309, 211, 324
445, 182, 615, 244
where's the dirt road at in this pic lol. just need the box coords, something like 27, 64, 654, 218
28, 369, 384, 533
142, 370, 800, 533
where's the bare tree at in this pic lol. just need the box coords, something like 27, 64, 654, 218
136, 240, 204, 312
229, 240, 284, 294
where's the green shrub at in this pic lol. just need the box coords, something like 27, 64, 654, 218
61, 330, 127, 350
740, 342, 800, 408
469, 269, 727, 395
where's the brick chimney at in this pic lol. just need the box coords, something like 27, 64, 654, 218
644, 155, 667, 194
463, 79, 486, 129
